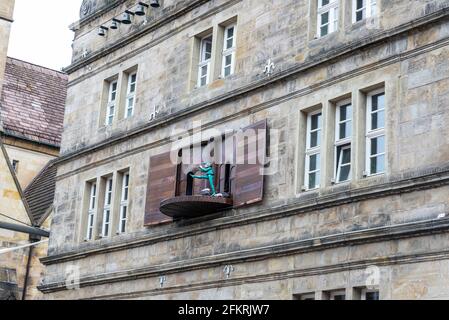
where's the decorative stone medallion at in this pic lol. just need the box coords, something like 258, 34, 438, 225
80, 0, 94, 19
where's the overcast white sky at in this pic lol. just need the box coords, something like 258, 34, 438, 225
8, 0, 83, 71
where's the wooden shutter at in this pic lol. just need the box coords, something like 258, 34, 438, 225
233, 120, 267, 208
144, 151, 177, 226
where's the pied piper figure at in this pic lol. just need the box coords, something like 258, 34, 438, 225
190, 162, 217, 196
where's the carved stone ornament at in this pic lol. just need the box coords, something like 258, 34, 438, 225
80, 0, 113, 19
80, 0, 94, 18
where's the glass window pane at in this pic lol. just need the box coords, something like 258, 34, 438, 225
205, 42, 212, 57
339, 165, 351, 182
201, 65, 208, 76
340, 105, 351, 121
357, 0, 364, 10
225, 54, 232, 65
371, 110, 385, 130
320, 25, 328, 36
311, 113, 322, 130
321, 12, 329, 24
371, 136, 385, 155
371, 154, 385, 174
342, 148, 351, 164
308, 172, 320, 190
310, 132, 320, 148
224, 66, 231, 77
339, 122, 352, 140
321, 0, 330, 6
130, 83, 136, 93
128, 97, 134, 107
227, 27, 234, 39
227, 38, 233, 49
309, 154, 319, 171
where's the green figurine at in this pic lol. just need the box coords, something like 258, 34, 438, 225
190, 162, 217, 196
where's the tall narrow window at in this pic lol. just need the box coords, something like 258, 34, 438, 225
335, 100, 352, 183
353, 0, 377, 23
101, 177, 113, 238
12, 160, 19, 173
317, 0, 339, 38
305, 111, 322, 190
106, 81, 117, 126
118, 173, 130, 234
222, 25, 236, 78
198, 34, 213, 87
366, 90, 386, 176
125, 73, 137, 119
86, 182, 97, 241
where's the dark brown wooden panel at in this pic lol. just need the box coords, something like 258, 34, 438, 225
233, 119, 267, 208
144, 151, 177, 226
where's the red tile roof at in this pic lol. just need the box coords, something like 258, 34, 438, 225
0, 57, 68, 147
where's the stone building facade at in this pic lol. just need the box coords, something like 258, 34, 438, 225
41, 0, 449, 299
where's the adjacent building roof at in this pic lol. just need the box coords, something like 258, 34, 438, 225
23, 161, 57, 226
0, 57, 68, 147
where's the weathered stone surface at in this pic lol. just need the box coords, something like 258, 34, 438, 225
42, 0, 449, 300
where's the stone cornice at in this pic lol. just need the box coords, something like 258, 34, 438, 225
41, 165, 449, 268
87, 249, 449, 299
38, 216, 449, 293
74, 0, 125, 29
57, 8, 449, 166
66, 0, 212, 74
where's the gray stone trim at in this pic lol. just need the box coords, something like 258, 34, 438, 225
89, 249, 449, 300
57, 8, 449, 166
38, 217, 449, 293
42, 166, 449, 268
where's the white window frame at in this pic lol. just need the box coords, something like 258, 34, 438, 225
352, 0, 377, 23
125, 73, 137, 119
222, 25, 236, 78
317, 0, 339, 38
118, 172, 130, 234
365, 89, 386, 177
106, 80, 117, 126
198, 34, 213, 87
86, 182, 97, 241
304, 110, 323, 191
334, 100, 353, 183
101, 177, 113, 238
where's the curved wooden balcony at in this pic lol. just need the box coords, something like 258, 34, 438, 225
160, 196, 234, 219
